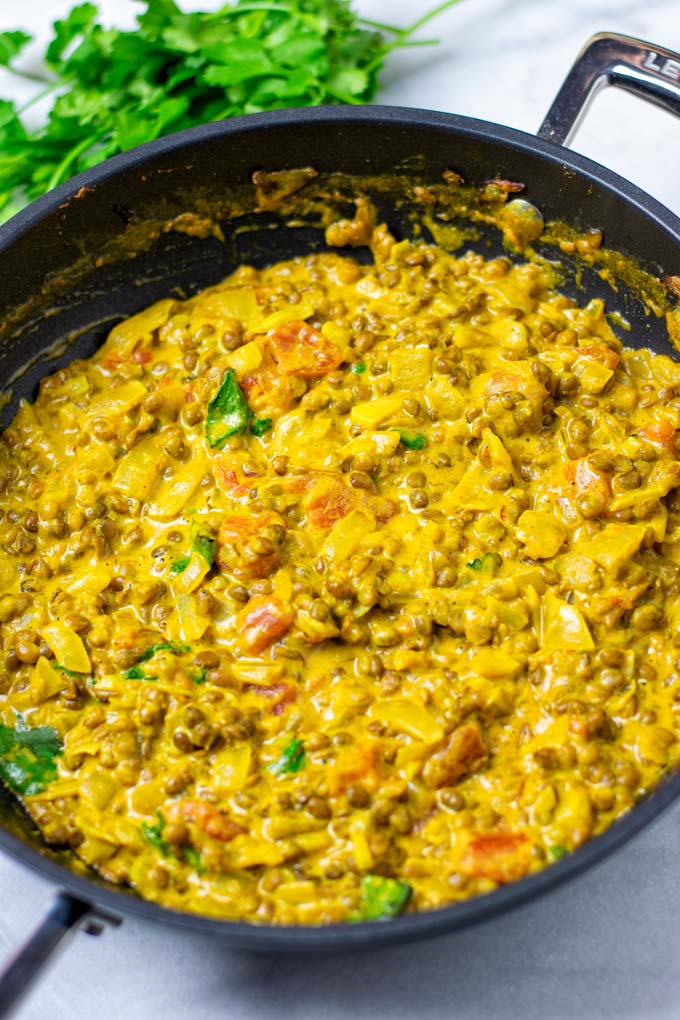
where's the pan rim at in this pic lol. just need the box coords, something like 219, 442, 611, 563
1, 102, 680, 948
1, 104, 680, 253
2, 769, 680, 948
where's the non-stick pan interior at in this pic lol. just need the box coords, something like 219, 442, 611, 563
1, 106, 680, 937
2, 108, 679, 428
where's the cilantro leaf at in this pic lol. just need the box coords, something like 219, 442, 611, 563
137, 641, 191, 664
0, 714, 62, 796
206, 368, 250, 448
183, 845, 205, 872
141, 810, 169, 853
466, 552, 502, 574
123, 665, 152, 680
170, 555, 190, 575
549, 844, 569, 862
0, 30, 32, 69
192, 532, 216, 567
45, 4, 99, 70
269, 737, 306, 776
252, 417, 272, 437
358, 874, 412, 921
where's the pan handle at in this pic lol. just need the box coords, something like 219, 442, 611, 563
538, 32, 680, 146
0, 892, 119, 1019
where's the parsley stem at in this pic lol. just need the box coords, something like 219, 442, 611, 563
357, 18, 405, 34
16, 83, 61, 117
400, 0, 463, 40
324, 88, 363, 105
396, 39, 440, 48
45, 134, 95, 192
4, 66, 53, 86
214, 1, 319, 32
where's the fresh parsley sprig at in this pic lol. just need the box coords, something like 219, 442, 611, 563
0, 714, 62, 796
0, 0, 461, 221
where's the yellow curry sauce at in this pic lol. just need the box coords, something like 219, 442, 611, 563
1, 220, 680, 925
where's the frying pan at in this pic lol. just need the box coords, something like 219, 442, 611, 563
1, 30, 680, 1019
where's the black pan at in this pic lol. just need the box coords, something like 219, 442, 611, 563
1, 30, 680, 1019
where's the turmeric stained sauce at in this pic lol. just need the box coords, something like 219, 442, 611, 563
1, 222, 680, 924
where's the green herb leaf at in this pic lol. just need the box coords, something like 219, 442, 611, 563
170, 555, 190, 575
183, 845, 205, 873
252, 417, 273, 437
269, 737, 306, 776
193, 532, 216, 567
350, 362, 366, 374
53, 663, 84, 678
137, 641, 191, 664
206, 368, 250, 448
0, 0, 461, 222
0, 714, 62, 796
0, 30, 32, 69
359, 874, 412, 921
466, 552, 502, 574
192, 668, 208, 685
141, 810, 169, 853
123, 665, 149, 680
398, 430, 426, 450
549, 844, 569, 862
45, 3, 98, 70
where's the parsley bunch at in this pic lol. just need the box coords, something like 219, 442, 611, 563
0, 0, 460, 221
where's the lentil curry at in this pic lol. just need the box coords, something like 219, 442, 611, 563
1, 212, 680, 926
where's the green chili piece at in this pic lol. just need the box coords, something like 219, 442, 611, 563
269, 738, 306, 776
359, 874, 412, 921
399, 430, 426, 450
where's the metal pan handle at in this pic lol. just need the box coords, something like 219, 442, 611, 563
538, 32, 680, 147
0, 892, 118, 1019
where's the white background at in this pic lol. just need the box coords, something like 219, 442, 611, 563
1, 1, 680, 1018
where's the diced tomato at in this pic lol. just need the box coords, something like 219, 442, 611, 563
483, 369, 543, 400
241, 350, 295, 413
305, 476, 356, 528
254, 286, 272, 305
132, 348, 153, 365
563, 457, 611, 503
287, 476, 314, 495
576, 346, 620, 371
363, 494, 397, 522
103, 352, 121, 370
214, 458, 259, 500
422, 723, 486, 788
272, 684, 297, 715
218, 511, 282, 544
175, 800, 244, 843
639, 420, 677, 451
461, 831, 532, 883
216, 511, 285, 578
328, 742, 380, 795
268, 321, 343, 378
251, 681, 297, 715
238, 595, 293, 653
103, 347, 152, 369
281, 473, 318, 495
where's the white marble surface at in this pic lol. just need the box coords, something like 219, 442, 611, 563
2, 1, 680, 1018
